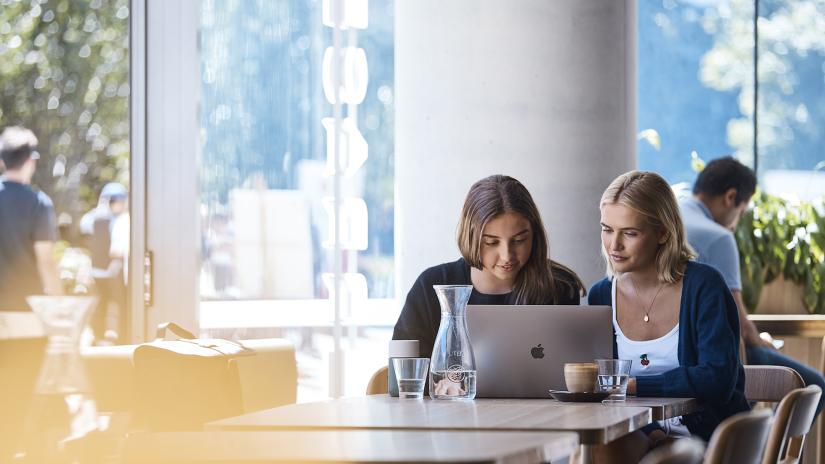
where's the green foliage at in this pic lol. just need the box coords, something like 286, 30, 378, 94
0, 0, 130, 218
700, 0, 825, 167
736, 192, 825, 314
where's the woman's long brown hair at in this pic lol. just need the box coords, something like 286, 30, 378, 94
457, 175, 584, 304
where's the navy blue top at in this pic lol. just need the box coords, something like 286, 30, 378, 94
0, 180, 57, 311
588, 261, 750, 441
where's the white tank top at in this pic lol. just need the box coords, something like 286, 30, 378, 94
612, 277, 690, 437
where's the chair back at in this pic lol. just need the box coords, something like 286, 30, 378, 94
744, 366, 804, 402
762, 384, 822, 464
366, 366, 388, 395
818, 336, 825, 464
639, 437, 705, 464
704, 409, 772, 464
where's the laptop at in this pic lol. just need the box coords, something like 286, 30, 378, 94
467, 305, 613, 398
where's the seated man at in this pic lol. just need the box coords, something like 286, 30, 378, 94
681, 156, 825, 416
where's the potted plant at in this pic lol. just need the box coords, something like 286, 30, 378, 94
736, 192, 825, 314
637, 130, 825, 314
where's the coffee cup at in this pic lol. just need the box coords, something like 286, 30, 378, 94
564, 362, 598, 393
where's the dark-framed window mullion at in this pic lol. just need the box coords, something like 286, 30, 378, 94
753, 0, 759, 176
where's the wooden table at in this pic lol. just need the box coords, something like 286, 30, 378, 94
206, 395, 700, 464
617, 397, 700, 421
207, 395, 656, 445
122, 430, 579, 463
748, 314, 825, 464
748, 315, 825, 338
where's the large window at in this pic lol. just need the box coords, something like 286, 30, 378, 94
638, 0, 825, 198
198, 0, 395, 401
0, 0, 131, 343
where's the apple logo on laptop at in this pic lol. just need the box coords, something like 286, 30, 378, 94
530, 344, 545, 359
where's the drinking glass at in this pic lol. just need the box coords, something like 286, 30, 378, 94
596, 359, 632, 403
392, 358, 430, 399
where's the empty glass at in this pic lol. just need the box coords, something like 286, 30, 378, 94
597, 359, 632, 403
392, 358, 430, 399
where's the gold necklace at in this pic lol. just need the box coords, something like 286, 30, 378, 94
627, 274, 666, 323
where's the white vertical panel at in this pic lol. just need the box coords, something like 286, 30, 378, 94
396, 0, 637, 297
145, 0, 200, 335
129, 0, 148, 342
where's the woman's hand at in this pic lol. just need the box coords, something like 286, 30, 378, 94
627, 377, 637, 395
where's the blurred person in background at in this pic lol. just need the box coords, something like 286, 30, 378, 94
56, 212, 95, 295
681, 156, 825, 418
0, 126, 62, 311
205, 211, 234, 296
79, 182, 128, 237
81, 182, 128, 343
107, 196, 129, 343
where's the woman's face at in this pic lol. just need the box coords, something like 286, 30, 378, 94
479, 212, 533, 285
600, 202, 665, 274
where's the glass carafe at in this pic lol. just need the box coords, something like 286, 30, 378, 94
430, 285, 476, 400
17, 296, 100, 463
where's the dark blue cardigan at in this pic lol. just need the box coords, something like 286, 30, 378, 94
588, 261, 750, 441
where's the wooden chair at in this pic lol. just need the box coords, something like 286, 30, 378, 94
744, 365, 804, 402
639, 437, 706, 464
641, 410, 772, 464
704, 409, 773, 464
366, 365, 388, 395
762, 385, 822, 464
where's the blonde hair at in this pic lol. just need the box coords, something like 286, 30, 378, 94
457, 175, 584, 303
600, 171, 695, 283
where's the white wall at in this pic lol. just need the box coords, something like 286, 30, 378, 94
395, 0, 637, 298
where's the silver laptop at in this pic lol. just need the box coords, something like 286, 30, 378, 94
467, 305, 613, 398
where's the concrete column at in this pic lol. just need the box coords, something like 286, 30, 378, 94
395, 0, 636, 298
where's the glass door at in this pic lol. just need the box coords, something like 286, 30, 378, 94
0, 0, 132, 345
196, 0, 396, 401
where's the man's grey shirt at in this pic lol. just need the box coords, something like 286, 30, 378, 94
0, 180, 57, 311
680, 197, 742, 291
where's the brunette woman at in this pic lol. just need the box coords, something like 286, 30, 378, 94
393, 174, 585, 359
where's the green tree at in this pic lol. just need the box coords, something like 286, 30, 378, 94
0, 0, 130, 222
699, 0, 825, 170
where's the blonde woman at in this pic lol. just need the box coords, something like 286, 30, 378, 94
588, 171, 749, 462
393, 174, 585, 359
